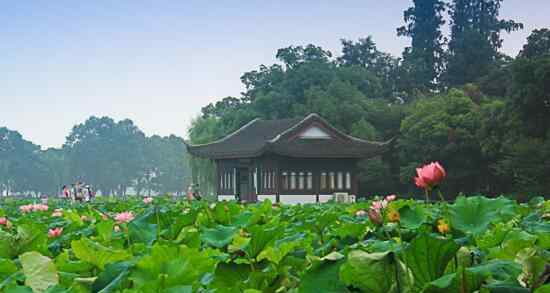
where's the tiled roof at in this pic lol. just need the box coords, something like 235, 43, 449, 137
186, 113, 391, 159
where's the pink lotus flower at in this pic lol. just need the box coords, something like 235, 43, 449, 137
414, 162, 446, 190
19, 205, 33, 213
143, 197, 153, 204
48, 227, 63, 238
355, 210, 367, 217
114, 211, 135, 224
19, 204, 49, 213
385, 194, 397, 202
371, 200, 383, 211
368, 208, 383, 225
415, 176, 428, 189
35, 204, 49, 211
0, 217, 7, 225
371, 199, 388, 211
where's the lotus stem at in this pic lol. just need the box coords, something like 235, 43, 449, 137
424, 188, 430, 204
394, 253, 401, 293
437, 189, 445, 202
396, 223, 403, 244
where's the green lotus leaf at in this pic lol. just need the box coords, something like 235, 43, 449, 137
129, 244, 216, 291
450, 196, 517, 235
0, 258, 17, 280
210, 262, 251, 293
0, 258, 19, 291
54, 251, 94, 274
128, 217, 157, 246
16, 223, 49, 256
425, 261, 523, 293
4, 286, 33, 293
399, 205, 428, 230
534, 284, 550, 293
424, 266, 483, 293
19, 252, 59, 293
200, 225, 238, 248
244, 224, 283, 258
213, 201, 241, 225
71, 238, 131, 270
340, 250, 396, 293
91, 261, 132, 293
400, 233, 460, 291
488, 230, 537, 260
300, 259, 349, 293
0, 231, 17, 259
95, 220, 115, 243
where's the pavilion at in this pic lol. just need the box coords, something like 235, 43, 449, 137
186, 113, 392, 203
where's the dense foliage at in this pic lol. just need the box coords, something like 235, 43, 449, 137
0, 117, 190, 197
0, 195, 548, 292
2, 0, 549, 199
189, 0, 549, 199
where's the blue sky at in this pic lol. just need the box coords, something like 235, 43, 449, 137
1, 0, 548, 148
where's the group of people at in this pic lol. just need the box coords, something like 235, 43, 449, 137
58, 182, 200, 201
62, 182, 95, 202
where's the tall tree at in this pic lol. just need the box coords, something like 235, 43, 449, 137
399, 90, 487, 195
276, 45, 333, 69
338, 37, 400, 98
187, 116, 223, 198
0, 127, 46, 196
444, 0, 523, 87
506, 28, 550, 138
39, 148, 68, 195
64, 117, 146, 196
397, 0, 446, 91
339, 37, 382, 68
138, 135, 190, 196
518, 28, 550, 59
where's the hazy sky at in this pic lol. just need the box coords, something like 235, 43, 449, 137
1, 1, 548, 148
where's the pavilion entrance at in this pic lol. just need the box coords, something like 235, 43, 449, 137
236, 167, 254, 202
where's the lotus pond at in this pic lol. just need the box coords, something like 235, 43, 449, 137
0, 195, 548, 293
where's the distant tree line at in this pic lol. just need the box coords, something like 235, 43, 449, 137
0, 117, 190, 197
189, 0, 550, 199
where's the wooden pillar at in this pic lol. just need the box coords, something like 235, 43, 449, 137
352, 163, 360, 197
214, 160, 220, 197
275, 157, 281, 203
315, 169, 320, 203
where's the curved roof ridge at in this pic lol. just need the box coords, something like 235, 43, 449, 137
347, 135, 396, 145
303, 114, 394, 146
269, 113, 386, 145
186, 113, 393, 159
186, 117, 261, 148
268, 113, 320, 143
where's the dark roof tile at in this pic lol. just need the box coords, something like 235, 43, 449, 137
186, 114, 391, 159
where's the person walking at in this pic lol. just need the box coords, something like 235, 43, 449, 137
87, 185, 95, 201
186, 185, 194, 201
62, 185, 70, 199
